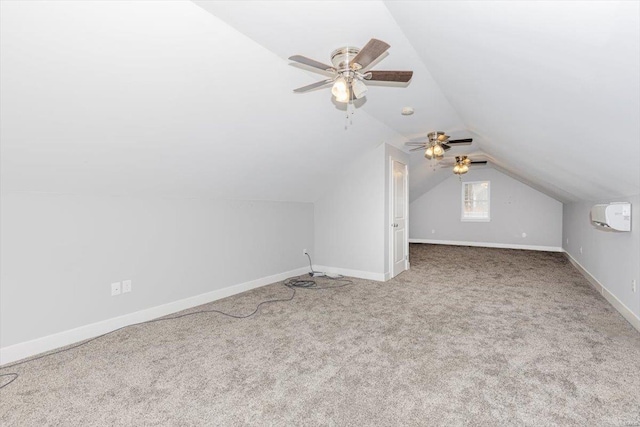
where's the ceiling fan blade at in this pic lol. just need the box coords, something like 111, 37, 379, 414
471, 161, 488, 165
409, 147, 425, 152
288, 55, 335, 73
293, 79, 333, 93
350, 39, 390, 69
446, 138, 473, 144
442, 144, 451, 151
405, 142, 428, 146
366, 70, 413, 82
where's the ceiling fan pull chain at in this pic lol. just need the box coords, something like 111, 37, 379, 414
344, 101, 354, 130
350, 102, 354, 126
345, 105, 349, 130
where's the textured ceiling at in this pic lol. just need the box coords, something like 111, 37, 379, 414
1, 1, 638, 203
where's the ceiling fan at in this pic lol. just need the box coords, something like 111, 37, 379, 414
289, 38, 413, 103
405, 131, 473, 159
440, 155, 488, 175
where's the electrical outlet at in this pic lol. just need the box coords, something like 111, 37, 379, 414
111, 282, 121, 296
632, 280, 637, 293
303, 248, 308, 255
566, 238, 569, 245
122, 279, 132, 293
522, 232, 527, 238
579, 247, 583, 254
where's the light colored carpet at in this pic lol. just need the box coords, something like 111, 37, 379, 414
1, 244, 640, 426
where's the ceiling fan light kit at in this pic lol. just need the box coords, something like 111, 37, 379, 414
452, 156, 487, 175
351, 78, 368, 99
425, 146, 434, 159
331, 76, 350, 102
289, 38, 413, 106
424, 145, 444, 160
406, 131, 474, 160
453, 163, 469, 175
434, 144, 445, 157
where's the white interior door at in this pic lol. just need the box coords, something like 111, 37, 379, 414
391, 159, 408, 278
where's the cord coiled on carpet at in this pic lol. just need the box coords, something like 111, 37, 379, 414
0, 275, 353, 390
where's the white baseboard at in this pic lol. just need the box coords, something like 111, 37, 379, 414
0, 267, 309, 366
564, 252, 640, 333
409, 238, 563, 252
313, 265, 386, 282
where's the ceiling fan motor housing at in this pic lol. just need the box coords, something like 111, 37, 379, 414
428, 131, 447, 142
331, 47, 361, 70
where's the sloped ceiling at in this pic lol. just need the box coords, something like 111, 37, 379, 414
1, 1, 638, 204
386, 1, 640, 202
0, 1, 406, 202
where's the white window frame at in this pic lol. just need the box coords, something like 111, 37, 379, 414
461, 181, 491, 222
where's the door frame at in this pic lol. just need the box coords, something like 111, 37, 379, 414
388, 156, 409, 278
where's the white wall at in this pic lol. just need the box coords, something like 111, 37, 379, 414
410, 168, 563, 249
563, 194, 640, 320
0, 193, 314, 349
314, 144, 386, 279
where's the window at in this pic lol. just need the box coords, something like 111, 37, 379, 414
462, 181, 490, 221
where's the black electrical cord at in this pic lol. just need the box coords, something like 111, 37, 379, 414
285, 276, 351, 290
304, 251, 343, 280
0, 275, 353, 390
0, 373, 18, 389
305, 252, 315, 274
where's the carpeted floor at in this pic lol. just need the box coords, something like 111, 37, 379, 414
1, 244, 640, 426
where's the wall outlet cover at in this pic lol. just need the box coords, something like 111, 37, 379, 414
123, 280, 132, 293
111, 282, 121, 296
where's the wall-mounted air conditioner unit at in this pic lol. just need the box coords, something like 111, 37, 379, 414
590, 202, 631, 232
